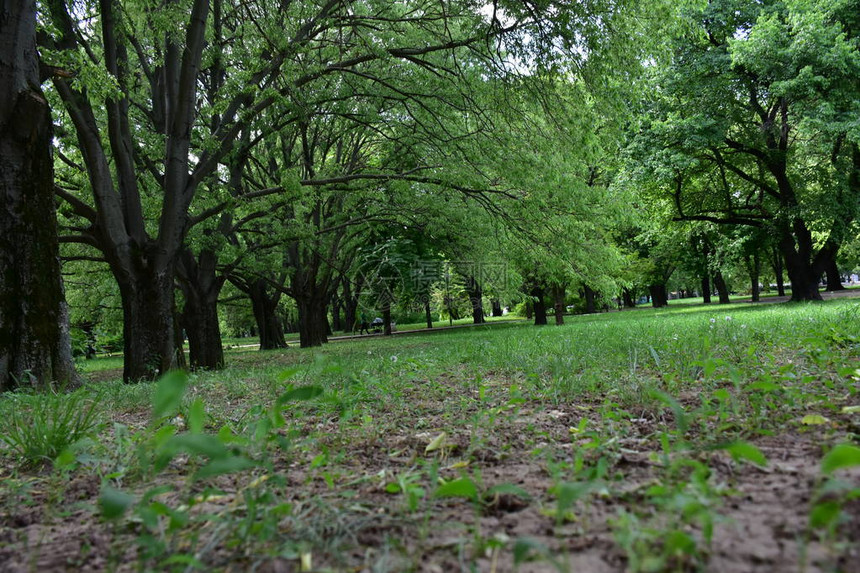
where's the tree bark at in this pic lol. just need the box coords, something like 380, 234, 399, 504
701, 275, 712, 304
342, 278, 359, 332
177, 248, 225, 370
173, 307, 187, 371
297, 295, 329, 348
465, 275, 485, 324
824, 258, 845, 292
490, 298, 503, 317
0, 0, 77, 390
118, 269, 178, 381
383, 302, 393, 336
713, 271, 731, 304
771, 245, 785, 296
621, 288, 636, 308
583, 285, 597, 314
248, 279, 287, 350
749, 251, 761, 302
778, 225, 823, 302
649, 284, 668, 308
330, 293, 344, 332
424, 298, 433, 329
178, 288, 221, 369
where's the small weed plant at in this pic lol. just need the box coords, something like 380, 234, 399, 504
0, 388, 101, 466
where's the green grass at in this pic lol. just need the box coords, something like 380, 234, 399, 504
0, 389, 102, 466
2, 298, 859, 571
76, 354, 125, 372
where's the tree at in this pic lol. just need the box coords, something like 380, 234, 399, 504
0, 0, 76, 390
43, 0, 674, 377
633, 0, 860, 301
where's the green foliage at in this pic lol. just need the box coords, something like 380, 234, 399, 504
821, 444, 860, 475
0, 389, 101, 466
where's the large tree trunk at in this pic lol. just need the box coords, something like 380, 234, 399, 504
44, 0, 212, 381
172, 306, 187, 371
713, 271, 731, 304
118, 268, 178, 381
424, 298, 433, 329
622, 288, 636, 308
383, 302, 393, 336
824, 258, 845, 292
177, 249, 225, 370
771, 245, 785, 296
747, 251, 761, 302
297, 295, 328, 347
465, 276, 485, 324
248, 279, 286, 350
701, 275, 712, 304
0, 0, 77, 390
330, 294, 344, 332
583, 285, 597, 314
490, 299, 503, 317
342, 279, 359, 332
531, 285, 547, 325
649, 284, 668, 308
179, 283, 223, 370
779, 226, 823, 302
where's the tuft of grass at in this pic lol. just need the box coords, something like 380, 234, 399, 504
0, 389, 101, 466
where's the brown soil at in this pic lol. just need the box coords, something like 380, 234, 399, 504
1, 393, 858, 573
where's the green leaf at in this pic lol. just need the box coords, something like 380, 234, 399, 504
99, 485, 134, 519
277, 386, 324, 404
721, 441, 768, 467
821, 444, 860, 475
648, 346, 661, 368
159, 554, 206, 569
486, 483, 531, 500
167, 434, 229, 459
747, 381, 780, 393
433, 477, 478, 501
141, 484, 174, 503
152, 371, 188, 419
801, 414, 831, 425
552, 481, 592, 522
809, 501, 840, 529
278, 367, 302, 381
385, 482, 402, 494
188, 398, 205, 434
512, 537, 547, 564
664, 530, 696, 555
424, 431, 448, 453
650, 390, 688, 433
840, 405, 860, 414
195, 456, 257, 480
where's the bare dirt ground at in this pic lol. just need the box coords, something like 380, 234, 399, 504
1, 388, 858, 573
2, 295, 859, 572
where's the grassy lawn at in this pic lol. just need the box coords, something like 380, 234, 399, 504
2, 299, 859, 572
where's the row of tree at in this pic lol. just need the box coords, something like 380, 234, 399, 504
2, 0, 858, 390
